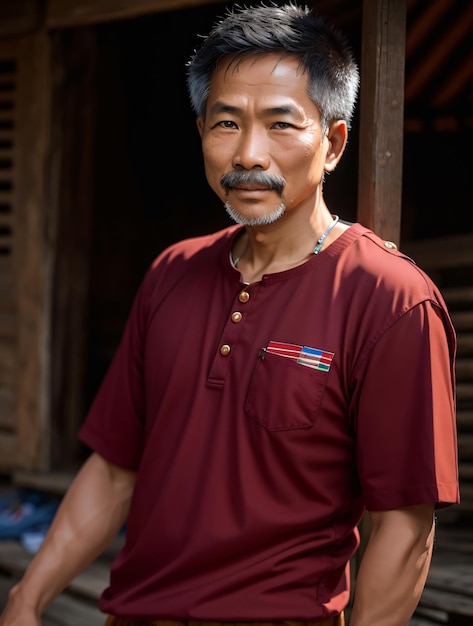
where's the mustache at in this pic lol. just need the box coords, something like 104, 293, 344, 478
220, 171, 286, 196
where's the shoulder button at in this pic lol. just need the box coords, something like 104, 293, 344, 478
384, 240, 398, 250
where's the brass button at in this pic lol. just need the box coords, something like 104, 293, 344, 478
220, 344, 231, 356
231, 311, 242, 323
384, 240, 397, 250
238, 290, 250, 303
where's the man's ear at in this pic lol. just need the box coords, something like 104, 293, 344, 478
324, 120, 348, 173
197, 117, 205, 138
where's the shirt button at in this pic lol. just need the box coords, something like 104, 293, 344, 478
220, 344, 231, 356
239, 290, 250, 303
384, 240, 397, 250
231, 311, 242, 323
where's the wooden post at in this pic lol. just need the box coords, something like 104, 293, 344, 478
48, 28, 97, 471
357, 0, 407, 246
14, 31, 52, 470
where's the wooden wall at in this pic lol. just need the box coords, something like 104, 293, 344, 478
0, 32, 52, 471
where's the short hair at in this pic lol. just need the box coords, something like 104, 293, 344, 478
187, 2, 360, 131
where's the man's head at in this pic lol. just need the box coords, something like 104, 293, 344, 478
187, 2, 359, 133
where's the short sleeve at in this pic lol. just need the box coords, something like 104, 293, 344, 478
78, 274, 151, 471
352, 300, 459, 511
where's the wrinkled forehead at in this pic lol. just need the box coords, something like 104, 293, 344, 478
205, 53, 319, 120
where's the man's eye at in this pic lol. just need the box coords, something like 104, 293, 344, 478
272, 122, 292, 129
218, 120, 237, 129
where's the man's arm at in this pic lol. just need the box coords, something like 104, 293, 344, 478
349, 503, 435, 626
0, 452, 136, 626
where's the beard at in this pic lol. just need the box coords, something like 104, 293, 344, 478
224, 201, 286, 226
221, 170, 287, 226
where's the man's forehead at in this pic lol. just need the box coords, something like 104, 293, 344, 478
206, 54, 318, 118
212, 53, 306, 82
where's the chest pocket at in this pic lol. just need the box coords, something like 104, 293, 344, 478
245, 350, 330, 431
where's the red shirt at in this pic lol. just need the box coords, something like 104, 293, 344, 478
80, 223, 459, 620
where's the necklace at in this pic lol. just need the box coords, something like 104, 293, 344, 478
313, 214, 340, 255
230, 236, 249, 268
230, 214, 340, 268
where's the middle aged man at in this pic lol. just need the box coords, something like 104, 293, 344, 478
0, 4, 459, 626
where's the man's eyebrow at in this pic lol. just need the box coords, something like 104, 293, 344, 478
262, 105, 301, 117
208, 102, 302, 117
208, 102, 241, 116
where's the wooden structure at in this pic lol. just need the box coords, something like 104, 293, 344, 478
0, 0, 471, 514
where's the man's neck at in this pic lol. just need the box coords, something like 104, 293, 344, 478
232, 202, 346, 284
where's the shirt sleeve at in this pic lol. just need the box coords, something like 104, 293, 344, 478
351, 299, 459, 511
78, 273, 151, 471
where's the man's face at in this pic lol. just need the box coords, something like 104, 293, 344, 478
197, 54, 346, 226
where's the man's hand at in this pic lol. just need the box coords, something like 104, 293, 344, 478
0, 453, 136, 624
0, 583, 41, 626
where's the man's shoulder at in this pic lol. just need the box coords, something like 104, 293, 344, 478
150, 225, 238, 269
136, 225, 238, 300
345, 226, 444, 306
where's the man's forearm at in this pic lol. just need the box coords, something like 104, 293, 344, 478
0, 452, 136, 622
349, 504, 435, 626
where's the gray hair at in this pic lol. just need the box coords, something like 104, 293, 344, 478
187, 2, 360, 132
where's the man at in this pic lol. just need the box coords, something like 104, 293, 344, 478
0, 4, 459, 626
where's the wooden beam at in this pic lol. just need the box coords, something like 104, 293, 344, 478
46, 0, 224, 28
48, 28, 98, 471
357, 0, 406, 245
13, 31, 52, 471
0, 0, 42, 39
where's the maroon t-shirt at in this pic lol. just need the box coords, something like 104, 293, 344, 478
80, 223, 459, 620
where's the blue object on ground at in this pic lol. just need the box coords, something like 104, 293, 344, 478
0, 490, 59, 540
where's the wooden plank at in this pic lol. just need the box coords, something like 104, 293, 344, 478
0, 340, 16, 383
457, 384, 473, 403
419, 587, 473, 619
0, 192, 13, 204
0, 287, 14, 312
456, 359, 473, 379
442, 286, 473, 305
411, 607, 448, 626
0, 433, 21, 468
458, 433, 473, 459
402, 234, 473, 270
0, 235, 11, 249
0, 111, 14, 122
0, 0, 42, 39
357, 0, 406, 245
457, 334, 473, 356
0, 312, 15, 338
458, 483, 473, 510
0, 212, 13, 228
457, 410, 473, 430
0, 73, 16, 84
451, 312, 473, 331
427, 562, 473, 597
46, 0, 224, 28
13, 469, 75, 495
10, 31, 52, 471
459, 463, 473, 481
0, 387, 15, 430
0, 133, 15, 147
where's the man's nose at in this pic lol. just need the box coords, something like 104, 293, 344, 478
232, 129, 270, 170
